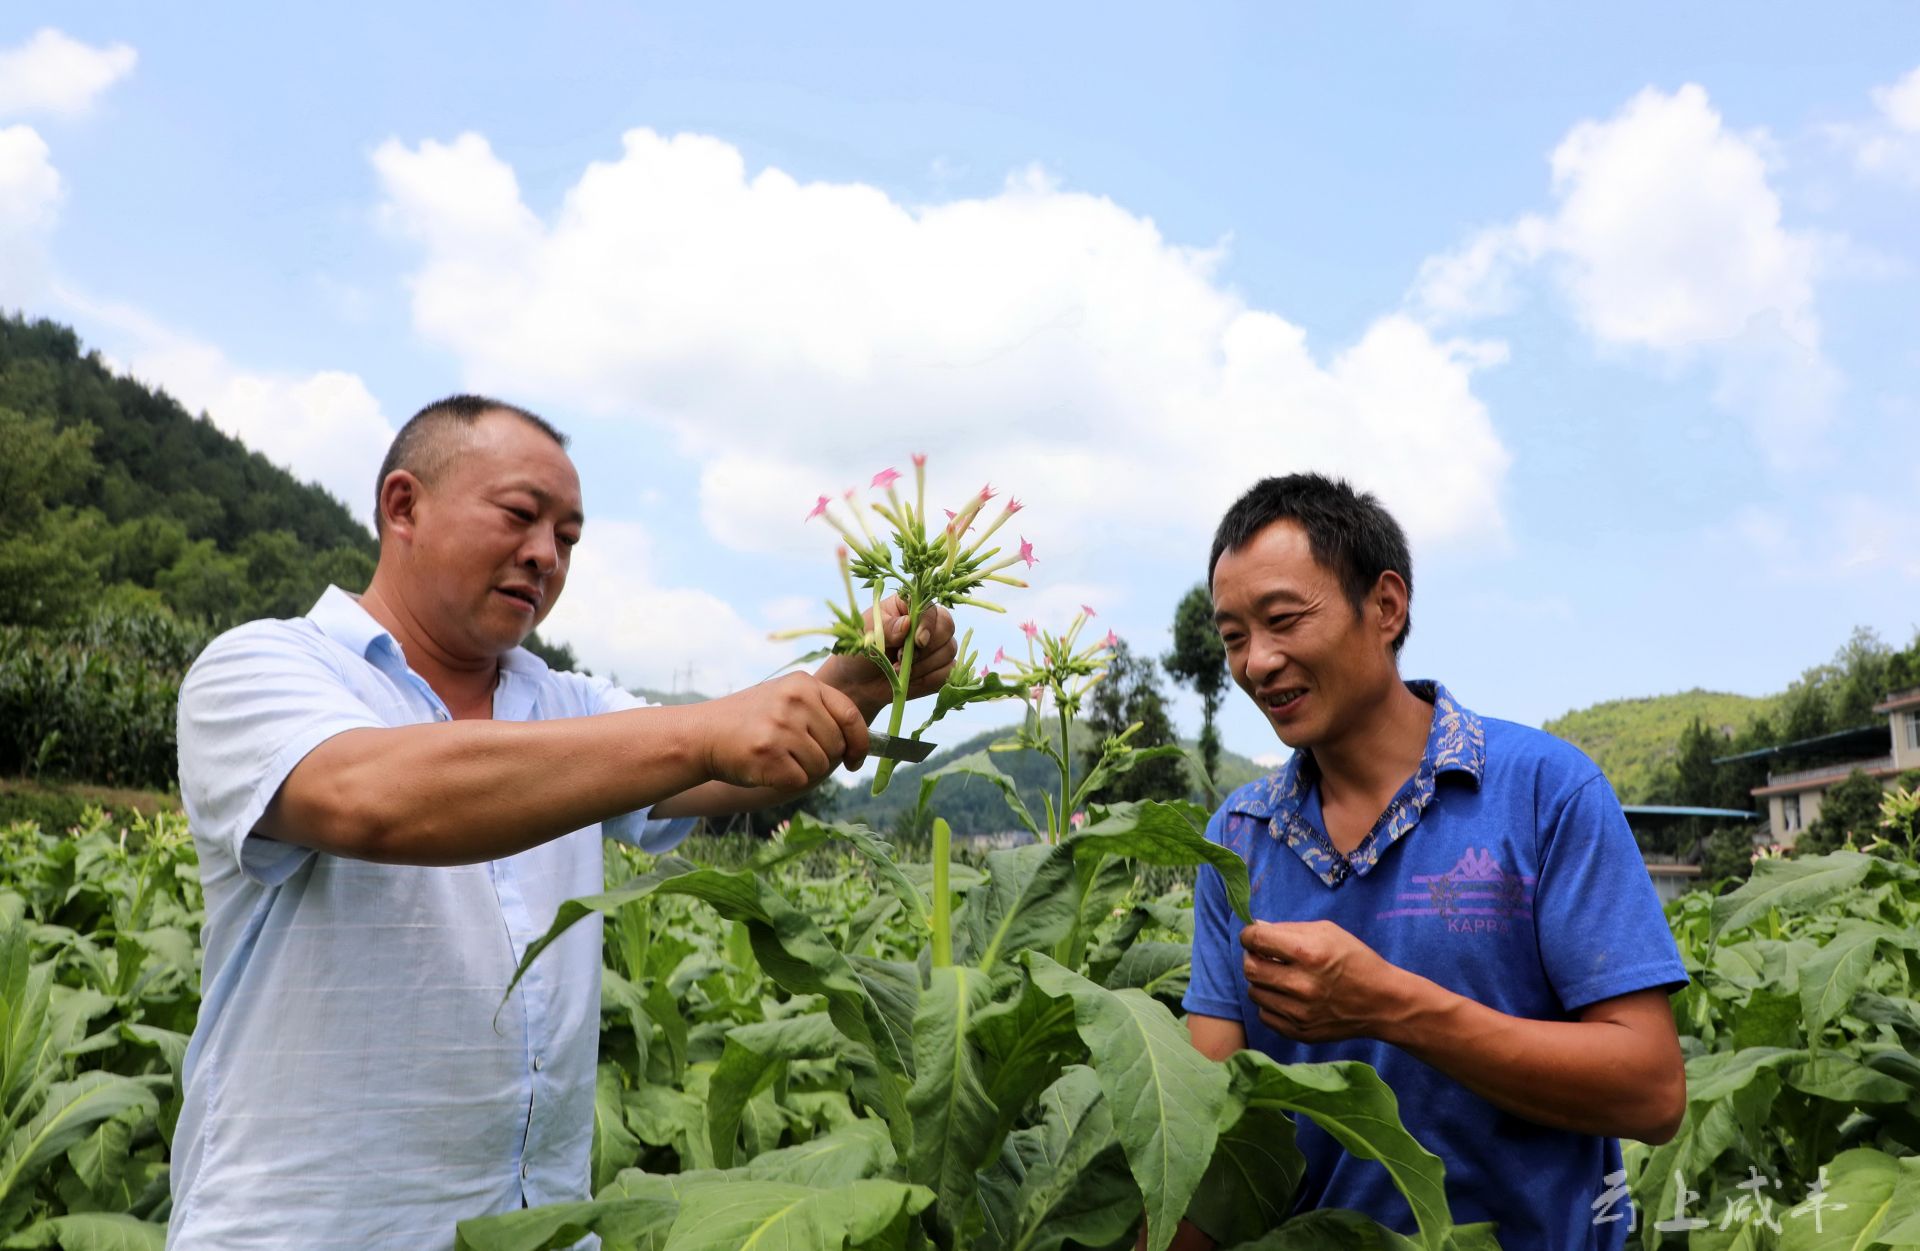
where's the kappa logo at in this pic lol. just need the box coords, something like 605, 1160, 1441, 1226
1375, 846, 1536, 934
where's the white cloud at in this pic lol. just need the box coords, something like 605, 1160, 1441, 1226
1836, 64, 1920, 186
0, 124, 61, 298
540, 520, 789, 695
1414, 85, 1835, 460
0, 29, 137, 118
371, 128, 1513, 573
55, 288, 396, 522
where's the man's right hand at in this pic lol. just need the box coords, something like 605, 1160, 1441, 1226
698, 673, 871, 791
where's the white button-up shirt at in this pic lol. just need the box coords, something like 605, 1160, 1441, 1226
169, 587, 693, 1249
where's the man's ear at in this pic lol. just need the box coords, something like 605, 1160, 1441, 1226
378, 470, 425, 541
1372, 570, 1410, 644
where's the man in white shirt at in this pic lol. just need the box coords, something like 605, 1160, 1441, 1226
169, 395, 953, 1248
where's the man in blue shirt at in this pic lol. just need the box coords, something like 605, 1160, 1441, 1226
1180, 474, 1687, 1251
171, 395, 956, 1248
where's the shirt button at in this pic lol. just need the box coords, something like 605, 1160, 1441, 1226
532, 1055, 545, 1072
520, 1161, 530, 1180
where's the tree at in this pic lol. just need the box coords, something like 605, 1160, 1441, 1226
1795, 770, 1887, 856
1163, 584, 1228, 791
1079, 639, 1187, 805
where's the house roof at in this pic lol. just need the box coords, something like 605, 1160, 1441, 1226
1875, 687, 1920, 714
1711, 722, 1891, 767
1621, 805, 1759, 821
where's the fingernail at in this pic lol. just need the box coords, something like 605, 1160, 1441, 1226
917, 628, 931, 646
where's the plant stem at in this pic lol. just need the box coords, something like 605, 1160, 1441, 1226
870, 598, 922, 796
931, 818, 953, 968
1056, 701, 1073, 842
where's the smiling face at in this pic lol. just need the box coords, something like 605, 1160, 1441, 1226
1211, 519, 1406, 752
382, 410, 583, 660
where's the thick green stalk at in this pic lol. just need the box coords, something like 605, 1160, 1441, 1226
1056, 702, 1073, 842
931, 818, 953, 968
870, 599, 922, 795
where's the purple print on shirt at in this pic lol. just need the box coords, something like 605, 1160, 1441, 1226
1377, 846, 1535, 935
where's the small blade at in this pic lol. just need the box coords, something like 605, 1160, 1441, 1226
866, 731, 935, 763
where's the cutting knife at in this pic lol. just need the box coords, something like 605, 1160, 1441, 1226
866, 731, 935, 763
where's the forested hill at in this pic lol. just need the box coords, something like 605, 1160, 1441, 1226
1543, 689, 1781, 803
0, 314, 376, 626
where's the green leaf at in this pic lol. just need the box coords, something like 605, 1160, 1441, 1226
1215, 1208, 1424, 1250
743, 1119, 896, 1189
65, 1115, 132, 1204
920, 753, 1041, 839
661, 1178, 934, 1251
1682, 1047, 1805, 1104
1727, 990, 1804, 1051
593, 1064, 643, 1193
1223, 1053, 1452, 1251
1185, 1101, 1304, 1247
1799, 920, 1883, 1044
1023, 955, 1231, 1251
1, 1214, 167, 1251
0, 1072, 158, 1215
977, 1066, 1136, 1251
1709, 852, 1875, 939
1788, 1053, 1910, 1104
971, 968, 1081, 1145
1771, 1147, 1908, 1249
707, 1014, 842, 1169
905, 965, 999, 1244
507, 860, 912, 1155
958, 844, 1079, 976
788, 816, 930, 937
1107, 942, 1192, 997
1067, 801, 1252, 923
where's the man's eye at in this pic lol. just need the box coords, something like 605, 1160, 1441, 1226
1268, 614, 1297, 629
506, 506, 535, 522
558, 533, 579, 549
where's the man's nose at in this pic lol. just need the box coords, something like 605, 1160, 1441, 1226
521, 528, 559, 575
1245, 632, 1287, 687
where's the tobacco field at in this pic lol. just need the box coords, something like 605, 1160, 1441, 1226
3, 797, 1919, 1251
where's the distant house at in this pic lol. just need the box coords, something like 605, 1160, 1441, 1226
1742, 687, 1920, 847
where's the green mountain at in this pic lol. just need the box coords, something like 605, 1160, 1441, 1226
1542, 689, 1782, 804
831, 720, 1273, 837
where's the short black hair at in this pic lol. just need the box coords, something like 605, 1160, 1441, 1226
1207, 473, 1413, 656
374, 395, 569, 534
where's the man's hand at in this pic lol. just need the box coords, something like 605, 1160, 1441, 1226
816, 594, 959, 719
696, 673, 870, 791
1240, 920, 1415, 1044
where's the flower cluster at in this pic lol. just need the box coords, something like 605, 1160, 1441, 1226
776, 456, 1032, 793
989, 605, 1118, 719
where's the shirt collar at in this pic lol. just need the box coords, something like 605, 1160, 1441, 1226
305, 584, 551, 679
1230, 679, 1485, 822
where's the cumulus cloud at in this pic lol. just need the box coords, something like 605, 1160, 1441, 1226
1835, 63, 1920, 186
0, 124, 62, 297
539, 520, 790, 695
1413, 85, 1836, 460
56, 289, 397, 523
0, 29, 137, 118
371, 129, 1513, 569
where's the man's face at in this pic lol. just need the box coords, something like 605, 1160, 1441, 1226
400, 412, 583, 658
1210, 519, 1394, 751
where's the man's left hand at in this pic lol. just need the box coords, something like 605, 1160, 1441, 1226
816, 595, 958, 721
1240, 920, 1415, 1044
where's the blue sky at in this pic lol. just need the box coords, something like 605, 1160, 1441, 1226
4, 4, 1919, 768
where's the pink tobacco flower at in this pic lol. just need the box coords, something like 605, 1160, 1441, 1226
911, 452, 927, 467
1018, 538, 1037, 569
1101, 630, 1119, 649
979, 665, 991, 679
872, 467, 902, 490
1069, 811, 1087, 830
979, 483, 998, 502
1007, 497, 1024, 513
1021, 621, 1039, 641
993, 647, 1008, 665
806, 495, 831, 520
1080, 604, 1096, 618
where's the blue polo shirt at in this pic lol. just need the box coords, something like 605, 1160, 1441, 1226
1184, 681, 1686, 1251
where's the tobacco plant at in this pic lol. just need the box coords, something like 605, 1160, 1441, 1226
464, 804, 1499, 1251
